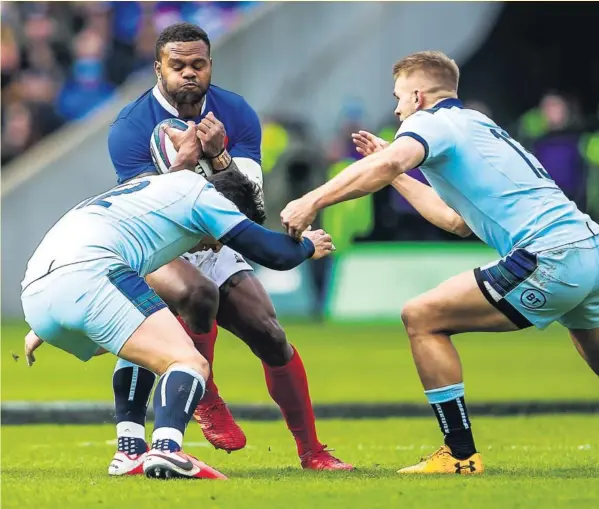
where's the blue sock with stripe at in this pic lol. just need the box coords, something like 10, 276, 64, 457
151, 367, 206, 452
425, 383, 476, 460
113, 359, 156, 455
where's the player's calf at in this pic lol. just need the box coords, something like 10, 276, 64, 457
117, 308, 224, 479
109, 360, 156, 476
400, 271, 519, 465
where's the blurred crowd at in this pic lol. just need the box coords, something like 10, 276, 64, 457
1, 1, 257, 166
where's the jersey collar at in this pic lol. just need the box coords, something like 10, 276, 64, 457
425, 98, 463, 113
152, 84, 207, 118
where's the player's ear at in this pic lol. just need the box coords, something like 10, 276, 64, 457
414, 90, 423, 110
154, 61, 161, 79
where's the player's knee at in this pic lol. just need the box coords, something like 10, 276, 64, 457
250, 315, 292, 366
401, 299, 432, 338
179, 278, 219, 334
161, 349, 211, 381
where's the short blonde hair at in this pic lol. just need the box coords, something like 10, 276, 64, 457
392, 51, 460, 92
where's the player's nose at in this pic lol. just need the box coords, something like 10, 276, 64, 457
181, 67, 196, 80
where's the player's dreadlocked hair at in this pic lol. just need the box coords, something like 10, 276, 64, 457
208, 170, 267, 226
155, 23, 211, 61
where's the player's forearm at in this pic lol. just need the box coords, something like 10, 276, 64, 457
309, 151, 401, 210
392, 174, 472, 237
222, 220, 315, 270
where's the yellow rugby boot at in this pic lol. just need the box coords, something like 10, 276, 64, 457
397, 445, 484, 475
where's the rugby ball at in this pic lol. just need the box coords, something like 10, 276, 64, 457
150, 118, 213, 178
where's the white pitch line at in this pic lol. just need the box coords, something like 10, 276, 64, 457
71, 440, 257, 450
27, 441, 594, 452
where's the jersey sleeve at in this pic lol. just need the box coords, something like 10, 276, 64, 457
108, 117, 156, 184
228, 99, 262, 164
191, 182, 247, 239
395, 112, 454, 165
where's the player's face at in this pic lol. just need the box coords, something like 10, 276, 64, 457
156, 41, 212, 105
393, 76, 422, 122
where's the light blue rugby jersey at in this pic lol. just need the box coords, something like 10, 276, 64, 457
22, 171, 246, 288
396, 98, 599, 257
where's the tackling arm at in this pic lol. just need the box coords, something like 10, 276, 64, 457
222, 220, 315, 271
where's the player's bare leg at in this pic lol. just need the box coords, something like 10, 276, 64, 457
145, 260, 243, 451
109, 258, 236, 476
118, 307, 226, 480
215, 271, 353, 471
398, 270, 520, 475
568, 328, 599, 376
146, 258, 220, 334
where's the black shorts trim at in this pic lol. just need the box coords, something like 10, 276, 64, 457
474, 268, 533, 330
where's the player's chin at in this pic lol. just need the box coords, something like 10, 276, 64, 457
174, 89, 207, 105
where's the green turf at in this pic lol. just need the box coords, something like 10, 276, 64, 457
2, 417, 598, 509
2, 321, 597, 403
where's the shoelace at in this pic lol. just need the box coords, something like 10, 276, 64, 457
303, 444, 343, 462
199, 401, 230, 428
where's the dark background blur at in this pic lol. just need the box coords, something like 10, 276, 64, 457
2, 1, 599, 320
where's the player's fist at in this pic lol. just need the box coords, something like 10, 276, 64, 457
352, 130, 389, 157
302, 228, 335, 260
281, 196, 318, 240
197, 112, 226, 158
164, 121, 202, 170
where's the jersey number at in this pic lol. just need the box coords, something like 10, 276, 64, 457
77, 181, 150, 209
490, 128, 552, 180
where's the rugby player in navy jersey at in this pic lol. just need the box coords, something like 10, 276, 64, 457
106, 23, 352, 475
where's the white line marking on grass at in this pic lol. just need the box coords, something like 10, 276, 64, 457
28, 441, 593, 452
69, 440, 257, 450
356, 444, 594, 452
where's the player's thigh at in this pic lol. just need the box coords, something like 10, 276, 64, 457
118, 307, 207, 376
559, 242, 599, 331
145, 257, 219, 312
217, 270, 284, 343
101, 266, 206, 374
498, 244, 598, 330
402, 270, 521, 335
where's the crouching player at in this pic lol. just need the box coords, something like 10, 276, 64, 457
21, 128, 334, 480
281, 51, 599, 474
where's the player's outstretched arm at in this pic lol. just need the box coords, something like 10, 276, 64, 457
391, 174, 472, 237
222, 221, 334, 271
281, 136, 424, 239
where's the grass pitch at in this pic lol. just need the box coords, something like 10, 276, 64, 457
3, 321, 598, 508
2, 321, 597, 403
2, 417, 598, 509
